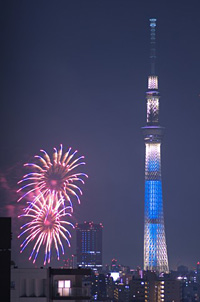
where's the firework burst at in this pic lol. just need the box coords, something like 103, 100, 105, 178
17, 144, 88, 208
18, 194, 74, 265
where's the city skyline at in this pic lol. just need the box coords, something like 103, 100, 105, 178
1, 0, 200, 269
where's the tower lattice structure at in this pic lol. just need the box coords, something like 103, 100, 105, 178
142, 19, 169, 273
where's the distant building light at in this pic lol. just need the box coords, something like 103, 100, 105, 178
111, 272, 120, 281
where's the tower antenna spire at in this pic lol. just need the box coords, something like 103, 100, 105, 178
149, 18, 157, 75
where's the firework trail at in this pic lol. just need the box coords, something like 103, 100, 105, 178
18, 194, 74, 265
17, 144, 88, 208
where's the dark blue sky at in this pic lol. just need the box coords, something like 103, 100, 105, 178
1, 0, 200, 269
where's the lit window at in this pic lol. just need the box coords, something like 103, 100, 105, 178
65, 280, 71, 288
58, 280, 64, 288
58, 280, 71, 296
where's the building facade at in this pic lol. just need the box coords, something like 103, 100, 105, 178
76, 222, 103, 270
142, 19, 169, 273
11, 267, 91, 302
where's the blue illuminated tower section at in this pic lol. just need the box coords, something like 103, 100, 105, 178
142, 19, 169, 273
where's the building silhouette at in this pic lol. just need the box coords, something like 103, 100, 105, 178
0, 217, 11, 302
142, 19, 169, 273
76, 222, 103, 270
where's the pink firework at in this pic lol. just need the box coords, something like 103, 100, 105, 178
18, 194, 74, 265
17, 144, 88, 207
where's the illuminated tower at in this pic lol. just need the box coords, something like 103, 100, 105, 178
142, 19, 169, 273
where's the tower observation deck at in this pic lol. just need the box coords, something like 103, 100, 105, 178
142, 19, 169, 273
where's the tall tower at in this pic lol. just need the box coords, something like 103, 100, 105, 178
142, 19, 169, 273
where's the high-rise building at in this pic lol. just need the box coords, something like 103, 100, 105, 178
130, 272, 182, 302
76, 221, 103, 270
142, 19, 169, 273
156, 279, 182, 302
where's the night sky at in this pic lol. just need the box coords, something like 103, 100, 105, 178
1, 0, 200, 270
